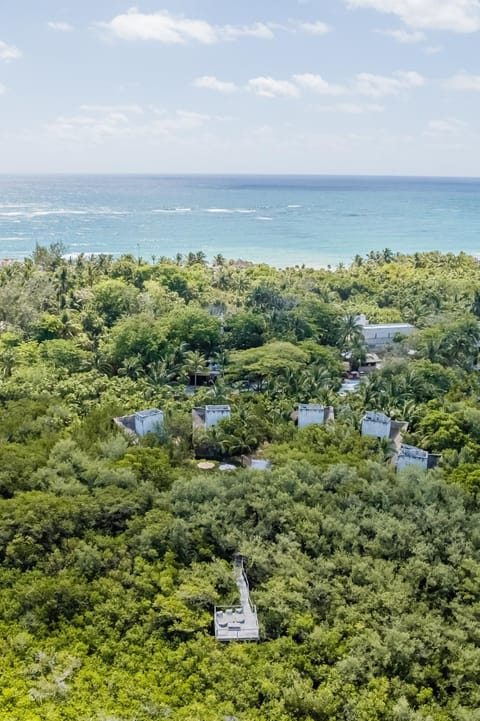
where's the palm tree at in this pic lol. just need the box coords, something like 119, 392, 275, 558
182, 350, 208, 387
339, 313, 364, 351
118, 355, 145, 380
378, 436, 398, 463
0, 348, 16, 378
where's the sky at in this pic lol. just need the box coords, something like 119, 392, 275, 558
1, 0, 480, 175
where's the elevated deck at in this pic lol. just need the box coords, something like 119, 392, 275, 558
214, 557, 260, 641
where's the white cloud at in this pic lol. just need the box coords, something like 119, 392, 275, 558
194, 70, 425, 100
47, 22, 73, 32
334, 102, 384, 113
46, 105, 226, 144
80, 104, 144, 114
424, 118, 468, 136
346, 0, 480, 33
377, 28, 425, 42
354, 70, 424, 96
247, 76, 300, 98
445, 73, 480, 90
0, 40, 22, 62
194, 76, 238, 93
220, 23, 274, 40
298, 21, 331, 35
293, 73, 346, 95
314, 101, 384, 113
99, 9, 274, 44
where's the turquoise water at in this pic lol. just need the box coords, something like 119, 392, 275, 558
0, 175, 480, 266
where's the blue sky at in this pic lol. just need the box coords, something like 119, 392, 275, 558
1, 0, 480, 174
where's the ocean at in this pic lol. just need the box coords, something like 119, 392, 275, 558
0, 174, 479, 267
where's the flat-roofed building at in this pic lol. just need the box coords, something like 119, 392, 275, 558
396, 444, 441, 471
113, 408, 164, 438
192, 404, 231, 430
357, 315, 414, 350
297, 404, 334, 429
397, 444, 428, 470
134, 408, 164, 436
361, 411, 392, 439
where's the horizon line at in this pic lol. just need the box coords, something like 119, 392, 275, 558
0, 172, 480, 180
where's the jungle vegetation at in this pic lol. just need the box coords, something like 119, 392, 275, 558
1, 245, 480, 720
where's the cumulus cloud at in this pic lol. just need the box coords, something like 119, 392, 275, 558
48, 22, 73, 32
0, 40, 22, 61
333, 102, 384, 113
247, 76, 300, 98
194, 70, 425, 99
346, 0, 480, 33
194, 76, 238, 93
99, 9, 274, 44
46, 105, 225, 143
424, 118, 468, 136
354, 71, 424, 96
298, 21, 331, 35
445, 73, 480, 90
377, 28, 425, 42
293, 73, 345, 95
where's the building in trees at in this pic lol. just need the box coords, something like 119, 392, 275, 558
134, 409, 164, 436
214, 556, 260, 642
192, 404, 231, 430
296, 404, 334, 429
113, 408, 164, 437
361, 411, 392, 439
397, 443, 440, 471
361, 411, 408, 451
357, 314, 415, 350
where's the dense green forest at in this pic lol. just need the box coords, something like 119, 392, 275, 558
1, 245, 480, 720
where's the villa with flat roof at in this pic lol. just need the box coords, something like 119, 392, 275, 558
356, 314, 415, 350
192, 404, 231, 430
296, 404, 335, 429
113, 408, 164, 438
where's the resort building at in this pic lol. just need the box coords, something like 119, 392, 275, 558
396, 444, 429, 470
396, 444, 441, 471
297, 404, 334, 429
214, 556, 260, 642
361, 411, 392, 439
192, 404, 231, 430
134, 409, 164, 436
357, 314, 415, 350
361, 411, 408, 452
113, 408, 164, 438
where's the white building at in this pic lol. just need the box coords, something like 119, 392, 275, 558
113, 408, 164, 438
192, 404, 231, 430
297, 404, 334, 429
134, 408, 164, 437
396, 444, 429, 471
357, 315, 415, 350
361, 411, 392, 439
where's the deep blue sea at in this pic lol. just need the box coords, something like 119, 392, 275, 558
1, 175, 480, 267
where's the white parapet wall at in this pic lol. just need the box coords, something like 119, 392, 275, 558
361, 411, 392, 439
397, 444, 429, 471
204, 405, 231, 428
134, 409, 164, 436
298, 404, 332, 429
